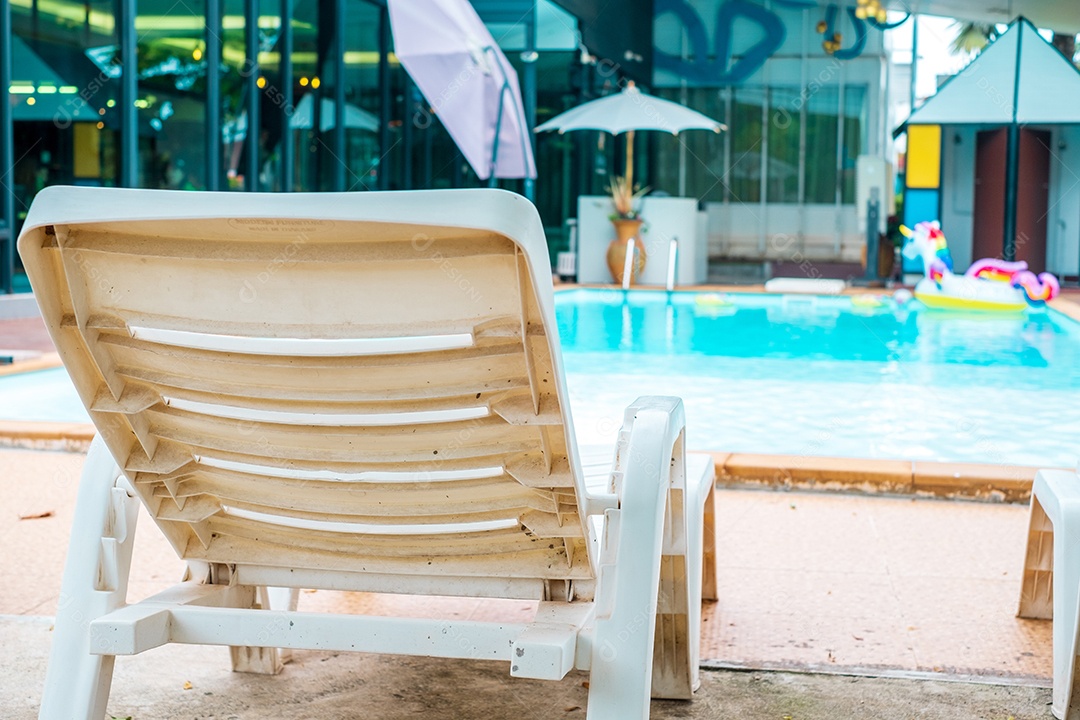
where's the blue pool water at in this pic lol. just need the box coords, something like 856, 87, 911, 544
0, 366, 90, 424
556, 289, 1080, 467
2, 289, 1078, 467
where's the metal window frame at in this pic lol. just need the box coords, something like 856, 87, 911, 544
1, 0, 14, 292
280, 0, 293, 190
402, 73, 414, 190
119, 0, 137, 187
244, 0, 260, 191
206, 0, 222, 190
835, 62, 846, 255
332, 0, 345, 190
376, 2, 389, 190
521, 4, 536, 201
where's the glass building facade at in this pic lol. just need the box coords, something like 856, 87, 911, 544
0, 0, 597, 292
0, 0, 883, 292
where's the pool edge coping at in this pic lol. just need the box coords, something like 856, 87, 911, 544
1050, 296, 1080, 323
552, 282, 894, 295
712, 452, 1053, 502
0, 352, 62, 377
0, 420, 95, 451
558, 282, 1080, 318
0, 418, 1052, 502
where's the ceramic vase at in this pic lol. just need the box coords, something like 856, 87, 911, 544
606, 218, 646, 285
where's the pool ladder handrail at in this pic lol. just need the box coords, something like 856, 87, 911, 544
666, 236, 679, 292
621, 237, 635, 291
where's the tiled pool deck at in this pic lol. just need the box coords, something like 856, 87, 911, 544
0, 446, 1051, 685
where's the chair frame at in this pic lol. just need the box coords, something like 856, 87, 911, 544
42, 399, 714, 719
1019, 469, 1080, 720
21, 187, 712, 720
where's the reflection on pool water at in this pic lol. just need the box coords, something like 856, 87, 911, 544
556, 289, 1080, 467
1, 289, 1077, 467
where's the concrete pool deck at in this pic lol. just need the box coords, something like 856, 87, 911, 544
0, 447, 1052, 697
0, 617, 1056, 719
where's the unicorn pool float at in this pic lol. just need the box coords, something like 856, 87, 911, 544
901, 221, 1059, 312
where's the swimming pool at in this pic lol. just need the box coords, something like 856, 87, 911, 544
556, 289, 1080, 468
3, 289, 1078, 467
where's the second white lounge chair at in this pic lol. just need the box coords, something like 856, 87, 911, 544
1018, 470, 1080, 719
20, 186, 716, 719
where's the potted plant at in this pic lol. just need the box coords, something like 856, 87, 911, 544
606, 175, 649, 284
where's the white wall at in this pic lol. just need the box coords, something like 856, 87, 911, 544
939, 126, 975, 271
706, 203, 862, 262
652, 1, 896, 264
576, 196, 709, 284
1049, 125, 1080, 277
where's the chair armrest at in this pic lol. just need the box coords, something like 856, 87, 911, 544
609, 396, 687, 504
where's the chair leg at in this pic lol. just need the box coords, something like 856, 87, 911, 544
587, 399, 692, 719
1054, 513, 1080, 720
1018, 494, 1053, 620
650, 434, 703, 700
39, 437, 139, 720
1019, 471, 1080, 720
701, 481, 718, 603
229, 586, 301, 674
651, 457, 714, 699
651, 552, 695, 699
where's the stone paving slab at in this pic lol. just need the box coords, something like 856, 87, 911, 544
0, 616, 1054, 720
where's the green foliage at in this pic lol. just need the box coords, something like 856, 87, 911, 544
949, 22, 998, 56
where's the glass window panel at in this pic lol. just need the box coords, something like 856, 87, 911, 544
532, 51, 586, 244
136, 0, 207, 189
10, 0, 121, 225
257, 0, 284, 190
803, 86, 839, 204
767, 87, 800, 203
384, 58, 408, 191
729, 87, 764, 204
221, 0, 249, 189
290, 0, 366, 191
841, 85, 867, 204
341, 0, 381, 190
291, 0, 319, 190
652, 87, 727, 204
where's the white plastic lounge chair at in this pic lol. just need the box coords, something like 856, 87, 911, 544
20, 186, 717, 720
1018, 470, 1080, 719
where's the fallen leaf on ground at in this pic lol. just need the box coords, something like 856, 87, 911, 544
182, 681, 193, 690
18, 510, 53, 520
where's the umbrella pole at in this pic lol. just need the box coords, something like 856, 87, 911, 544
625, 129, 635, 191
489, 79, 508, 188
